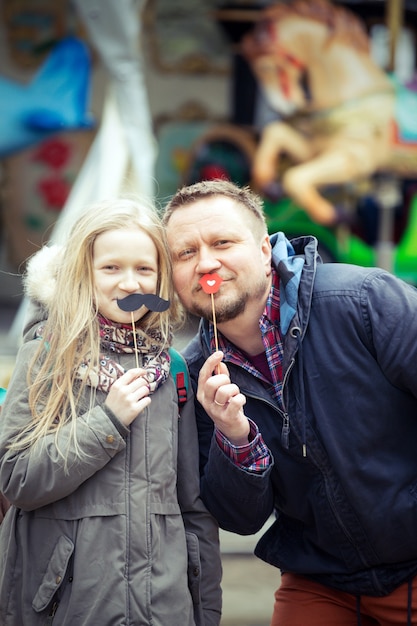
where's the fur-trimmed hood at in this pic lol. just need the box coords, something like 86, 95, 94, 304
23, 245, 64, 309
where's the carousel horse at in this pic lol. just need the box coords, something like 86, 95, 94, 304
241, 0, 417, 225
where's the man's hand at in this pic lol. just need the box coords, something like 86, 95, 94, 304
197, 351, 250, 445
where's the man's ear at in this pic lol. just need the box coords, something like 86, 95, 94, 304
261, 234, 272, 275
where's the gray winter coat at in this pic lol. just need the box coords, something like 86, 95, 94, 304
0, 252, 222, 626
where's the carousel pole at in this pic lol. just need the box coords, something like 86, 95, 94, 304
376, 0, 404, 273
386, 0, 404, 73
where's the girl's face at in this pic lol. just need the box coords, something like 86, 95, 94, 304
93, 227, 159, 324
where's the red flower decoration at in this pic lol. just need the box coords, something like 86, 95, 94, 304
33, 138, 71, 169
37, 176, 70, 210
200, 164, 230, 181
199, 273, 223, 294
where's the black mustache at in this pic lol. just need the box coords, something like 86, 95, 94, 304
117, 293, 170, 312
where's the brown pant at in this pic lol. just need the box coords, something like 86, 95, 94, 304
271, 572, 417, 625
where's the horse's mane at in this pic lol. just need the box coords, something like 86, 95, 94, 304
265, 0, 370, 53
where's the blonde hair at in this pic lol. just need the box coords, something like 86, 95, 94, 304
13, 197, 184, 461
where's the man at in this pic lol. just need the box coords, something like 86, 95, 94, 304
163, 179, 417, 625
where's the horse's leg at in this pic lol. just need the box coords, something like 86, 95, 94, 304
282, 145, 380, 225
252, 121, 314, 194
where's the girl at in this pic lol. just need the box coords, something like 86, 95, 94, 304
0, 198, 222, 626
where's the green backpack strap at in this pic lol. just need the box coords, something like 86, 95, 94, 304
168, 347, 189, 407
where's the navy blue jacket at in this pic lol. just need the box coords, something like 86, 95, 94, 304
183, 233, 417, 597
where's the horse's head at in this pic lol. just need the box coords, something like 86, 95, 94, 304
241, 15, 308, 116
241, 0, 373, 115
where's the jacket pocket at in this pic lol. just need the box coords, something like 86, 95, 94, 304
186, 531, 203, 626
32, 535, 74, 613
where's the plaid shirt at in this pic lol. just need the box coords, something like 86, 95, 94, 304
212, 267, 283, 472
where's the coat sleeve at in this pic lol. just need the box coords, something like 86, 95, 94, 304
0, 340, 127, 511
365, 270, 417, 392
176, 387, 222, 626
198, 405, 275, 535
182, 339, 274, 534
188, 357, 275, 536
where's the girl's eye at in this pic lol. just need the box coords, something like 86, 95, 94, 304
138, 266, 156, 273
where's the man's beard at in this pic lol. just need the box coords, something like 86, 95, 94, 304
187, 275, 269, 324
190, 293, 247, 324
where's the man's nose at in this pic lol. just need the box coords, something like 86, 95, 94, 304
196, 247, 221, 274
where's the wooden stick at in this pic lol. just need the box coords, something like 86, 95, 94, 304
211, 293, 219, 352
131, 312, 140, 369
211, 293, 221, 375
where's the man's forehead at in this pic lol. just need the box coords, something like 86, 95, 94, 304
168, 211, 246, 240
166, 197, 243, 226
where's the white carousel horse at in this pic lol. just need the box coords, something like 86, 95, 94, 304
242, 0, 417, 225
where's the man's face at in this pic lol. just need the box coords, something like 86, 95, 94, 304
165, 197, 272, 324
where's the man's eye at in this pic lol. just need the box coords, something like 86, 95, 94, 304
178, 249, 194, 259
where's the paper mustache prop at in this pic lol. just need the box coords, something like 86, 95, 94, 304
117, 293, 170, 368
117, 293, 170, 312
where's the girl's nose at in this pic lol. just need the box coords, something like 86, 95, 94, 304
119, 272, 140, 292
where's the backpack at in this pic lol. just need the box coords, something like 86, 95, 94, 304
168, 347, 189, 408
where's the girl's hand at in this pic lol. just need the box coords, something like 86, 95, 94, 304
105, 368, 151, 427
197, 351, 250, 446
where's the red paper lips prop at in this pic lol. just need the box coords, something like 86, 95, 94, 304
199, 273, 223, 294
199, 274, 223, 368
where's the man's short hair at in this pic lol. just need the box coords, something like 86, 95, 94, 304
163, 179, 268, 236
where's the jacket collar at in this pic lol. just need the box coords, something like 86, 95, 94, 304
270, 232, 305, 334
196, 231, 319, 351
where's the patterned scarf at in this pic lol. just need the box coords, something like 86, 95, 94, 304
36, 315, 171, 394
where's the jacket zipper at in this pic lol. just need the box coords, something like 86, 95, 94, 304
280, 357, 295, 449
242, 359, 373, 570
